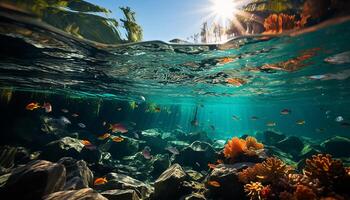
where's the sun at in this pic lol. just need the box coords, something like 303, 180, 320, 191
211, 0, 237, 23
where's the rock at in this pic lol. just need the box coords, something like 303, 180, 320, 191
322, 136, 350, 157
0, 146, 17, 175
94, 172, 153, 199
41, 137, 101, 163
174, 141, 217, 171
181, 193, 207, 200
0, 160, 66, 200
186, 169, 204, 182
205, 164, 245, 200
212, 140, 226, 151
57, 157, 93, 190
153, 163, 190, 200
151, 154, 170, 178
14, 146, 31, 165
101, 189, 140, 200
109, 136, 140, 159
275, 136, 304, 157
140, 129, 167, 153
44, 188, 107, 200
263, 131, 286, 145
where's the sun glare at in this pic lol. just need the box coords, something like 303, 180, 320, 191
211, 0, 237, 23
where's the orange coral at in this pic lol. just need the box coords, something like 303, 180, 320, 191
304, 154, 346, 187
244, 181, 264, 200
239, 157, 293, 184
223, 136, 264, 161
263, 13, 299, 34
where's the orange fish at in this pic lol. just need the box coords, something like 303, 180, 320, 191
25, 102, 40, 111
98, 133, 110, 140
218, 57, 234, 64
109, 123, 128, 133
94, 177, 108, 186
208, 163, 217, 169
81, 140, 92, 146
208, 180, 220, 187
112, 136, 124, 143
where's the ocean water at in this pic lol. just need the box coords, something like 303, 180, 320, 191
0, 2, 350, 200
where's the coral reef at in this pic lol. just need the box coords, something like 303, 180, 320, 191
223, 136, 264, 162
244, 181, 264, 200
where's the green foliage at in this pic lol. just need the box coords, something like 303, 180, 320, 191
120, 6, 143, 42
244, 0, 294, 13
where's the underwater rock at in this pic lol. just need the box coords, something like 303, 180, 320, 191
186, 169, 205, 182
57, 157, 93, 190
151, 154, 170, 178
140, 129, 167, 153
181, 193, 207, 200
263, 131, 286, 145
153, 163, 190, 200
205, 164, 245, 200
0, 146, 17, 175
41, 137, 101, 163
174, 141, 217, 171
109, 136, 140, 159
212, 140, 226, 151
101, 189, 140, 200
177, 131, 210, 144
14, 146, 32, 165
322, 136, 350, 157
0, 160, 66, 200
94, 172, 153, 199
275, 136, 304, 157
43, 188, 107, 200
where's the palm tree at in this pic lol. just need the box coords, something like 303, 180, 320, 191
120, 6, 143, 42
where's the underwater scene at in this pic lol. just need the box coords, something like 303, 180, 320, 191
0, 0, 350, 199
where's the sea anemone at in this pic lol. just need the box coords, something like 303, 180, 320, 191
304, 154, 346, 188
223, 136, 264, 162
244, 181, 264, 200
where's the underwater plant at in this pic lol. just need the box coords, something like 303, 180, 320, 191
263, 13, 299, 34
244, 181, 264, 200
223, 136, 264, 162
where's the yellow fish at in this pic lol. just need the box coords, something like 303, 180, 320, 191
266, 121, 276, 127
129, 101, 138, 110
296, 120, 305, 125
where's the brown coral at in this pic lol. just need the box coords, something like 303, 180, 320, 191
263, 13, 299, 34
304, 154, 346, 187
294, 184, 317, 200
223, 136, 264, 162
244, 181, 264, 200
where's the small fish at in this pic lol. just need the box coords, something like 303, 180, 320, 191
195, 162, 201, 167
42, 102, 52, 113
25, 102, 40, 111
142, 146, 152, 159
308, 74, 327, 80
81, 140, 92, 146
232, 115, 240, 121
72, 113, 79, 117
134, 133, 140, 139
94, 177, 108, 186
325, 110, 331, 115
61, 109, 69, 113
324, 51, 350, 64
112, 136, 124, 143
280, 109, 291, 115
59, 116, 71, 125
117, 107, 122, 111
102, 121, 107, 126
78, 123, 86, 128
165, 146, 179, 155
251, 116, 259, 120
140, 96, 146, 101
208, 163, 217, 169
335, 116, 344, 122
98, 133, 110, 140
266, 121, 276, 127
208, 181, 220, 187
109, 123, 128, 133
296, 120, 305, 125
130, 122, 137, 126
129, 101, 138, 110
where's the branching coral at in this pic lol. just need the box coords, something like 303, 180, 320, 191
244, 181, 264, 200
239, 157, 293, 185
223, 136, 264, 162
304, 154, 346, 188
263, 13, 299, 34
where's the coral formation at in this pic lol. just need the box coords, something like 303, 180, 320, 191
244, 181, 264, 200
223, 136, 264, 162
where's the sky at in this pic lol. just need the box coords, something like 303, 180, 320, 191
87, 0, 214, 41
